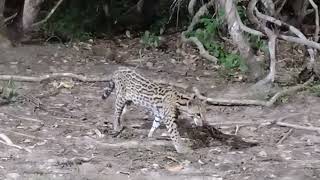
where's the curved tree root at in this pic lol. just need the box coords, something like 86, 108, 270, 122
180, 0, 218, 64
193, 77, 314, 107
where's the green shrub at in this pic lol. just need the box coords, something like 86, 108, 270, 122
140, 30, 161, 48
187, 11, 247, 73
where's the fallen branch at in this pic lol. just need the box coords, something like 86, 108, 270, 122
206, 113, 303, 127
31, 0, 64, 27
0, 127, 47, 140
1, 113, 43, 123
274, 122, 320, 133
193, 77, 313, 107
0, 73, 110, 82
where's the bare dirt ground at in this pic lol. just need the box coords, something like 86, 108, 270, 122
0, 35, 320, 180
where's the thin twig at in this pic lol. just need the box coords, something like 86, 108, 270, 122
4, 12, 18, 23
277, 128, 293, 144
0, 73, 111, 82
31, 0, 64, 27
275, 0, 287, 15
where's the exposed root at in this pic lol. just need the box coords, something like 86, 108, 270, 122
255, 8, 317, 70
255, 26, 277, 86
180, 0, 218, 63
206, 113, 303, 127
309, 0, 319, 43
0, 73, 110, 82
308, 0, 319, 70
193, 77, 313, 107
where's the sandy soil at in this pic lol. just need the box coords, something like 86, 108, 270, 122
0, 35, 319, 180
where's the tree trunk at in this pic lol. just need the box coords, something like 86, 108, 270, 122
23, 0, 42, 31
0, 0, 11, 49
218, 0, 264, 81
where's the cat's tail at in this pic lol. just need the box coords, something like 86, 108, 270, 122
102, 80, 115, 100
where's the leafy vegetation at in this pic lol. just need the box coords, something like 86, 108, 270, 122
186, 11, 247, 73
249, 35, 267, 51
40, 0, 122, 40
308, 82, 320, 97
140, 30, 161, 48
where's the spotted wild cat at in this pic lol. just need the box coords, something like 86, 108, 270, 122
102, 67, 203, 153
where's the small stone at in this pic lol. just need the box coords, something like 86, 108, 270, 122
6, 173, 20, 180
146, 62, 153, 68
9, 61, 18, 65
166, 165, 184, 172
125, 30, 131, 38
88, 39, 94, 43
170, 58, 176, 64
198, 159, 206, 165
152, 164, 160, 169
258, 150, 267, 158
23, 139, 31, 143
306, 139, 314, 146
47, 159, 56, 163
73, 45, 79, 51
140, 168, 149, 173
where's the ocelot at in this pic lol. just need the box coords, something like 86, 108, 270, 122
102, 67, 204, 153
